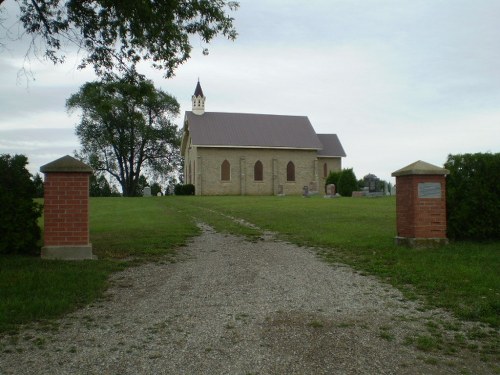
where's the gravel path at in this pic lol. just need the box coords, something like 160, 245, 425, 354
0, 224, 495, 374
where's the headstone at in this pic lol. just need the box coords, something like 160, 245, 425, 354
302, 185, 310, 197
324, 183, 337, 198
157, 192, 162, 197
384, 182, 389, 196
143, 186, 151, 197
328, 184, 336, 196
277, 184, 284, 196
391, 185, 397, 196
364, 173, 380, 192
309, 181, 318, 193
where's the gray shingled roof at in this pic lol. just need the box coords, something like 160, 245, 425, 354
316, 134, 347, 157
185, 111, 324, 149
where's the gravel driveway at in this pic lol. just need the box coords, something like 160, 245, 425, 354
0, 224, 495, 374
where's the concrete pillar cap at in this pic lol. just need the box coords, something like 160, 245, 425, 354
40, 155, 93, 173
392, 160, 449, 177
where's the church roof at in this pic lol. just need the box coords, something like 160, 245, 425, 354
185, 111, 324, 149
193, 81, 204, 97
316, 134, 347, 157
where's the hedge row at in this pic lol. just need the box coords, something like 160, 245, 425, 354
445, 152, 499, 241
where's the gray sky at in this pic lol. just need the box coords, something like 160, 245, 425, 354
1, 0, 499, 183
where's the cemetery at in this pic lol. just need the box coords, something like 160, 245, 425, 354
1, 152, 499, 374
1, 1, 498, 372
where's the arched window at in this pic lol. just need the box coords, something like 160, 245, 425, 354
287, 161, 295, 182
323, 162, 328, 178
221, 160, 230, 181
254, 160, 263, 181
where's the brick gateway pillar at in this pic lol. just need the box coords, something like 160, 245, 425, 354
40, 155, 95, 260
392, 160, 450, 248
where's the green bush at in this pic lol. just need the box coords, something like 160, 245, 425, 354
0, 154, 43, 255
89, 174, 112, 197
174, 184, 195, 195
445, 153, 500, 240
337, 168, 358, 197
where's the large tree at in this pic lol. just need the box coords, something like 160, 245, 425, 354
1, 0, 238, 76
67, 72, 181, 196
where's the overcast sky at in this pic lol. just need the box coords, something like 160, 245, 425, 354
1, 0, 499, 184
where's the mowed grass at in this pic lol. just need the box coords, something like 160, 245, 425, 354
1, 195, 498, 333
89, 197, 199, 259
170, 196, 500, 327
0, 197, 198, 333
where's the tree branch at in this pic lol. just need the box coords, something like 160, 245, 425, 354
30, 0, 52, 36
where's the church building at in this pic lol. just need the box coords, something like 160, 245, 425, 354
180, 81, 346, 195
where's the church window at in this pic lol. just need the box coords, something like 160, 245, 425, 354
254, 161, 263, 181
221, 160, 231, 181
287, 161, 295, 182
323, 162, 328, 178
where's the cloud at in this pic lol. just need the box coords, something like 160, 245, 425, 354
1, 0, 499, 182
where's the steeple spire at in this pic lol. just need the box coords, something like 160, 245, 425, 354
192, 80, 205, 115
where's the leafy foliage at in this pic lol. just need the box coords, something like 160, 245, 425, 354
445, 153, 500, 240
174, 184, 195, 196
337, 168, 358, 197
68, 72, 181, 196
0, 154, 43, 255
32, 172, 44, 198
150, 182, 162, 196
89, 174, 112, 197
7, 0, 239, 77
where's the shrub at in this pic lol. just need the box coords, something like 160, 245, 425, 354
445, 153, 500, 240
150, 182, 162, 196
89, 174, 112, 197
0, 154, 43, 255
32, 173, 44, 198
337, 168, 358, 197
174, 184, 195, 195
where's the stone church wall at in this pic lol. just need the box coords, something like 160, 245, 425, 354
194, 147, 322, 196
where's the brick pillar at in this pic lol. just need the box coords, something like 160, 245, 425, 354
40, 155, 95, 260
392, 160, 449, 248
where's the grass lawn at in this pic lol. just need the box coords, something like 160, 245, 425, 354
1, 195, 498, 334
0, 197, 198, 333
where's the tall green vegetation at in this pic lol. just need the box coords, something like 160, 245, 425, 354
337, 168, 358, 197
445, 152, 500, 240
0, 154, 43, 255
325, 168, 359, 196
68, 72, 181, 196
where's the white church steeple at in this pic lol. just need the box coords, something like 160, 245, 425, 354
192, 80, 205, 115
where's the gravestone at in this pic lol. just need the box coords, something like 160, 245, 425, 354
309, 181, 318, 193
277, 184, 284, 196
302, 185, 310, 197
143, 186, 151, 197
328, 184, 336, 196
324, 183, 337, 198
364, 173, 380, 193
